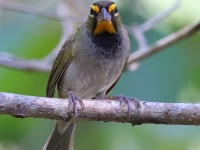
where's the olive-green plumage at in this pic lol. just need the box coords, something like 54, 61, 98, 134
43, 1, 130, 150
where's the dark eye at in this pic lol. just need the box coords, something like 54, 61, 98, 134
114, 7, 118, 13
113, 7, 118, 16
90, 9, 95, 17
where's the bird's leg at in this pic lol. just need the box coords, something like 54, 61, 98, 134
68, 91, 84, 117
116, 95, 140, 120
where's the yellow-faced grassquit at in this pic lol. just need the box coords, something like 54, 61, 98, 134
43, 1, 130, 150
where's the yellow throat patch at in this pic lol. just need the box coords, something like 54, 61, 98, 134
94, 21, 116, 35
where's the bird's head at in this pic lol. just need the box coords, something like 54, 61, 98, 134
86, 1, 122, 36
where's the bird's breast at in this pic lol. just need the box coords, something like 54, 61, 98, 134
58, 48, 126, 99
57, 28, 129, 99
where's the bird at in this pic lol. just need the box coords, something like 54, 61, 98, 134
43, 1, 130, 150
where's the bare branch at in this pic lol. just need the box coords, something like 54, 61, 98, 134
140, 0, 182, 32
127, 20, 200, 70
126, 0, 182, 50
42, 2, 74, 63
0, 52, 51, 72
0, 0, 84, 23
0, 2, 76, 72
125, 25, 147, 49
0, 92, 200, 125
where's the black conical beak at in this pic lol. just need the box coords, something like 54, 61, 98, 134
97, 7, 111, 21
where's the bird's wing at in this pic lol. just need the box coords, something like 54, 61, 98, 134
46, 34, 75, 97
106, 65, 125, 96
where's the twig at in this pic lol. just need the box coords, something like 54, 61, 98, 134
0, 2, 75, 72
42, 2, 74, 63
126, 0, 182, 50
0, 0, 84, 23
0, 52, 51, 72
126, 25, 147, 49
0, 92, 200, 125
140, 0, 182, 31
126, 20, 200, 70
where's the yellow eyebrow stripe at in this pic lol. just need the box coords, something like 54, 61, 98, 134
108, 4, 116, 13
91, 5, 100, 13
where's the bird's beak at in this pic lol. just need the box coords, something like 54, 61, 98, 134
97, 7, 111, 21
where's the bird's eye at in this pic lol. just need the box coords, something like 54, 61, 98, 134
114, 7, 118, 13
90, 9, 95, 17
113, 7, 118, 16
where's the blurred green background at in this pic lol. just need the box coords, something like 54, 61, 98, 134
0, 0, 200, 150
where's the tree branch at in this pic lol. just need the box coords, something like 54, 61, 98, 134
0, 52, 51, 72
0, 0, 84, 23
0, 92, 200, 125
0, 1, 74, 73
140, 0, 182, 32
126, 20, 200, 70
42, 2, 74, 63
126, 0, 182, 49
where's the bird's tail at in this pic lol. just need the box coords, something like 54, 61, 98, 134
43, 121, 76, 150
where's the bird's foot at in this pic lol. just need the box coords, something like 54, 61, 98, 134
116, 94, 140, 120
68, 91, 84, 117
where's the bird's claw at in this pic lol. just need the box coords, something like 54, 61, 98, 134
117, 95, 140, 121
68, 91, 84, 117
